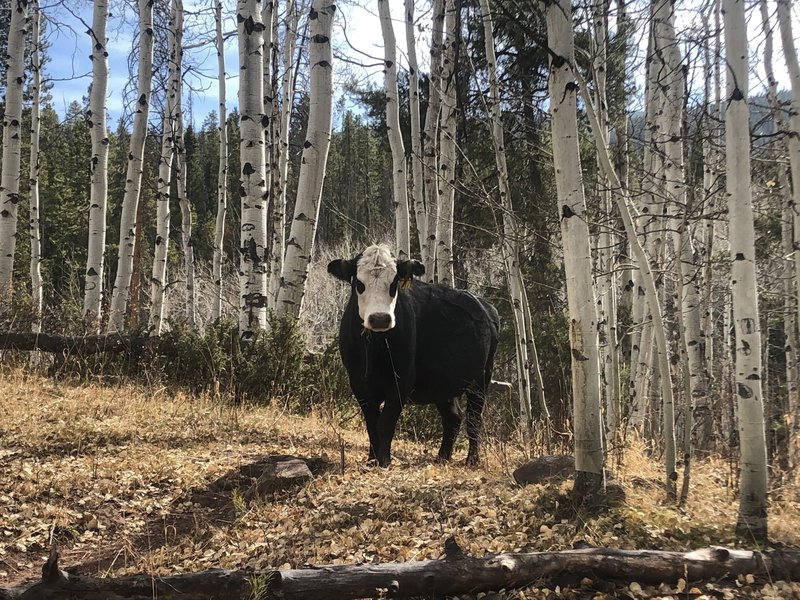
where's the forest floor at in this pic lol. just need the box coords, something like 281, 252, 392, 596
0, 370, 798, 599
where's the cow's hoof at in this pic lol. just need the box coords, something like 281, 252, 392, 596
465, 455, 480, 468
436, 454, 452, 463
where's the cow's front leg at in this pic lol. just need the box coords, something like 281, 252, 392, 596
358, 398, 381, 464
376, 393, 403, 467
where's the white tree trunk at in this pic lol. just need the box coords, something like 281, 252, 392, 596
238, 0, 269, 339
212, 0, 228, 323
778, 0, 800, 469
422, 0, 445, 281
275, 0, 335, 318
107, 0, 154, 333
0, 0, 29, 302
724, 0, 768, 541
405, 0, 425, 256
378, 0, 410, 259
28, 1, 43, 332
435, 0, 457, 287
267, 0, 299, 309
479, 0, 535, 441
175, 46, 194, 327
261, 0, 274, 300
543, 0, 604, 501
149, 0, 182, 335
83, 0, 110, 331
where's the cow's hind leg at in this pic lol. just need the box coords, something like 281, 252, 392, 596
436, 399, 462, 461
465, 389, 486, 466
358, 399, 381, 464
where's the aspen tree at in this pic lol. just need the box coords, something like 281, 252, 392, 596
778, 0, 800, 467
28, 0, 42, 332
212, 0, 228, 322
261, 0, 274, 302
422, 0, 444, 281
238, 0, 269, 339
267, 0, 298, 309
378, 0, 410, 259
83, 0, 110, 330
543, 0, 604, 502
761, 0, 799, 469
436, 0, 457, 287
405, 0, 426, 255
478, 0, 535, 440
150, 0, 182, 334
0, 0, 29, 302
724, 0, 768, 541
275, 0, 335, 318
107, 0, 154, 333
591, 0, 621, 435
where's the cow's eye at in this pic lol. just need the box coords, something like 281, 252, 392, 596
355, 279, 365, 294
389, 279, 398, 298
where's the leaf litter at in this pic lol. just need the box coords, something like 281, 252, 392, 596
0, 370, 798, 599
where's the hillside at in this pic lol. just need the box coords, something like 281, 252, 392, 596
0, 371, 798, 598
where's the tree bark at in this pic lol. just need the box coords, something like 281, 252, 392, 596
238, 0, 269, 339
543, 0, 604, 504
107, 0, 154, 333
3, 545, 798, 600
267, 0, 299, 310
421, 0, 444, 281
435, 0, 457, 287
777, 0, 800, 470
83, 0, 110, 331
724, 0, 768, 542
0, 0, 29, 302
28, 0, 42, 333
378, 0, 409, 259
212, 0, 228, 322
405, 0, 425, 256
0, 331, 151, 354
275, 0, 335, 318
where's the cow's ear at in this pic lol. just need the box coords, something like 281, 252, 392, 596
397, 260, 425, 288
327, 258, 357, 282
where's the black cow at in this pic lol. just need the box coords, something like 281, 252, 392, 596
327, 244, 500, 467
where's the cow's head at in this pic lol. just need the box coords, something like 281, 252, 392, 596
328, 244, 425, 332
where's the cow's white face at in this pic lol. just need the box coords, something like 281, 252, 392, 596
355, 245, 399, 332
327, 244, 425, 333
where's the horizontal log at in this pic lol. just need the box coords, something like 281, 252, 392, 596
1, 541, 798, 600
0, 332, 152, 354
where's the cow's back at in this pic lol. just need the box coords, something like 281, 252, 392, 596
406, 281, 499, 403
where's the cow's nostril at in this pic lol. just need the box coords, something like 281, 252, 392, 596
368, 313, 393, 330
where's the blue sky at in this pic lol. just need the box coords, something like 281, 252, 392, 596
39, 0, 407, 128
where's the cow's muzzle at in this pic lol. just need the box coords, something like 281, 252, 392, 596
366, 312, 393, 332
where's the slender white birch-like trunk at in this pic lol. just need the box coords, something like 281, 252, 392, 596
543, 0, 604, 502
107, 0, 154, 333
28, 1, 42, 332
436, 0, 457, 287
761, 0, 798, 469
238, 0, 268, 339
83, 0, 110, 330
267, 0, 298, 309
778, 0, 800, 468
275, 0, 335, 318
479, 0, 535, 440
261, 0, 274, 299
724, 0, 768, 541
0, 0, 29, 302
149, 0, 181, 334
378, 0, 409, 258
212, 0, 228, 322
422, 0, 444, 281
405, 0, 425, 255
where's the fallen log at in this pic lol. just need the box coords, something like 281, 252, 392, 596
2, 540, 799, 600
0, 332, 152, 354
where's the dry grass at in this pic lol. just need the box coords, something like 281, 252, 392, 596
1, 371, 799, 598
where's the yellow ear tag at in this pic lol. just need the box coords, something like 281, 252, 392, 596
400, 277, 413, 290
